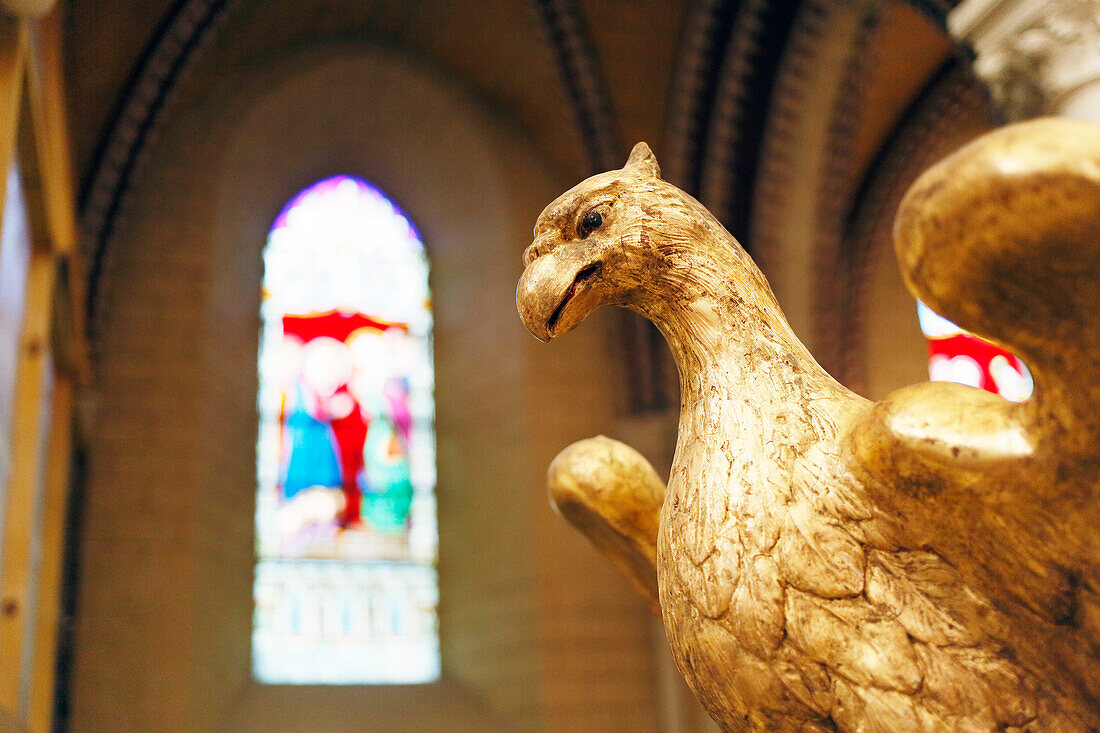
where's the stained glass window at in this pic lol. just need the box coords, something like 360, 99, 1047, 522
253, 176, 439, 684
917, 301, 1033, 402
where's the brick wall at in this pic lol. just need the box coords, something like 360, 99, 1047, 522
74, 45, 662, 732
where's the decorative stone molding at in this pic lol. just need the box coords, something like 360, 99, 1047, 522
750, 0, 876, 356
697, 0, 800, 233
529, 0, 679, 413
950, 0, 1100, 120
662, 0, 736, 192
80, 0, 236, 341
530, 0, 620, 172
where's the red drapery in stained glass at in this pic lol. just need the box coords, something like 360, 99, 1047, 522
918, 301, 1032, 402
278, 312, 412, 532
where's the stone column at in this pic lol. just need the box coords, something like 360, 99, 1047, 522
950, 0, 1100, 122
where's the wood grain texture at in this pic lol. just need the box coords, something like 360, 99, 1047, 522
517, 123, 1100, 731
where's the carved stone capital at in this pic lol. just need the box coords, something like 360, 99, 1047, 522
950, 0, 1100, 120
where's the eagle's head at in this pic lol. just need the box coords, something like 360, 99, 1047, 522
517, 141, 681, 342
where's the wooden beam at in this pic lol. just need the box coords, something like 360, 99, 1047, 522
43, 255, 90, 389
23, 7, 73, 255
0, 12, 30, 725
0, 15, 27, 219
26, 373, 71, 733
22, 8, 89, 386
0, 250, 57, 718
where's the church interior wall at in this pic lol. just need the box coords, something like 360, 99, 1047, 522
74, 43, 657, 732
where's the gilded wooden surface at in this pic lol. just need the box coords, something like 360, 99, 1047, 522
516, 120, 1100, 731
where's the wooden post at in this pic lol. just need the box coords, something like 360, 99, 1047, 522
0, 15, 26, 213
21, 6, 89, 388
23, 8, 74, 255
0, 250, 57, 717
0, 10, 30, 724
26, 373, 71, 733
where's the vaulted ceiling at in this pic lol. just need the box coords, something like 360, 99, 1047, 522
63, 0, 959, 220
61, 0, 982, 401
64, 0, 688, 192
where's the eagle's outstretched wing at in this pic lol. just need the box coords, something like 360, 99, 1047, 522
893, 117, 1100, 456
851, 117, 1100, 507
547, 436, 665, 613
844, 119, 1100, 699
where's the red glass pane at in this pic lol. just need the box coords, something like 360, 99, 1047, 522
918, 302, 1032, 402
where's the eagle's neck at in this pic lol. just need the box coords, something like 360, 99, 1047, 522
633, 238, 861, 532
634, 235, 841, 404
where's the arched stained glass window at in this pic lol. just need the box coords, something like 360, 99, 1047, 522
917, 301, 1033, 402
253, 176, 439, 684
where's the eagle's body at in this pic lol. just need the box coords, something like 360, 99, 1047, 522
517, 121, 1100, 732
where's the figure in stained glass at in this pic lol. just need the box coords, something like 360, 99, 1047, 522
253, 175, 439, 684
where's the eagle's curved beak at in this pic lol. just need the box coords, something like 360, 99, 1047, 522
517, 245, 605, 342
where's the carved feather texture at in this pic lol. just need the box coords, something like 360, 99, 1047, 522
864, 550, 988, 646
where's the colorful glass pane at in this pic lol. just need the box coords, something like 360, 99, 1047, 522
917, 301, 1033, 402
253, 176, 439, 684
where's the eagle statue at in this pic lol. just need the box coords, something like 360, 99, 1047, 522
515, 118, 1100, 732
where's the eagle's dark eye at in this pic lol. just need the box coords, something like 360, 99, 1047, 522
579, 210, 603, 237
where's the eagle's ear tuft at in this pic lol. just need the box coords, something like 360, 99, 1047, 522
625, 142, 661, 179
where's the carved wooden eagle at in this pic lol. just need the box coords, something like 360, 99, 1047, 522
516, 119, 1100, 732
